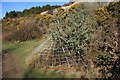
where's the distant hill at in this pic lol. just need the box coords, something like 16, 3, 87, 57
4, 4, 61, 19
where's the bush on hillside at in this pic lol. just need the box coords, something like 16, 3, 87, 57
50, 3, 98, 68
3, 14, 53, 42
50, 2, 120, 78
94, 2, 120, 78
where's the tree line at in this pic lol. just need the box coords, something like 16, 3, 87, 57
4, 4, 61, 19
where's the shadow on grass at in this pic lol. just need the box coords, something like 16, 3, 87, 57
22, 68, 76, 79
23, 68, 48, 78
2, 42, 22, 54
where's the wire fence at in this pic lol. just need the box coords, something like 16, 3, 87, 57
27, 35, 88, 71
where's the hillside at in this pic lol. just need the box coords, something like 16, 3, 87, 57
4, 5, 61, 19
2, 2, 120, 78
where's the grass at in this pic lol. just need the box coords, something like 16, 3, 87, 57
3, 39, 41, 68
2, 37, 48, 78
2, 35, 77, 78
2, 34, 48, 68
23, 68, 76, 78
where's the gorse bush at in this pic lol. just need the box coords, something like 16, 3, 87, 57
93, 2, 120, 78
3, 14, 53, 42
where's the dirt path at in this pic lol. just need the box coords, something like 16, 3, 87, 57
2, 52, 22, 78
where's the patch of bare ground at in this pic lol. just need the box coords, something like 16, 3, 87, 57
2, 51, 22, 78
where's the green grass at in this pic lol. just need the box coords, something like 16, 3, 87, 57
2, 39, 77, 78
2, 35, 73, 78
3, 39, 41, 68
23, 68, 76, 78
3, 39, 44, 77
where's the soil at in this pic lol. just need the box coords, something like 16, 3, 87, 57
2, 51, 22, 78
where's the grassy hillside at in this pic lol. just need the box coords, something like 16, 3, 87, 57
2, 14, 53, 42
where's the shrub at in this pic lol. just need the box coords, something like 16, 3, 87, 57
94, 2, 120, 78
3, 14, 53, 42
50, 3, 98, 68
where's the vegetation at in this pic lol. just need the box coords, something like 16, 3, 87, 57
23, 68, 76, 78
49, 2, 120, 78
4, 4, 61, 19
2, 39, 42, 78
2, 38, 77, 78
2, 2, 120, 78
3, 4, 59, 41
2, 14, 53, 42
50, 3, 97, 68
26, 2, 120, 78
94, 2, 120, 78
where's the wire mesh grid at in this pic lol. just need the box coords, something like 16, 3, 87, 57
29, 35, 87, 69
